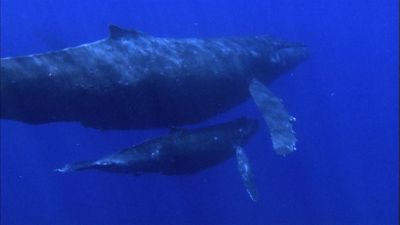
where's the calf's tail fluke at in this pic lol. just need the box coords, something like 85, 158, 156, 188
54, 160, 94, 173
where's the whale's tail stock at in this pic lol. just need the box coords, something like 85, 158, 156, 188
54, 160, 94, 173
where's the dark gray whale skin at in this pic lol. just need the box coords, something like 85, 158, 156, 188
56, 117, 257, 175
56, 117, 259, 201
0, 26, 307, 129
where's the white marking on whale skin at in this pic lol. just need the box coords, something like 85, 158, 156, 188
54, 164, 71, 173
74, 39, 106, 49
270, 53, 281, 64
183, 38, 204, 47
165, 56, 184, 67
13, 39, 109, 59
95, 160, 111, 166
121, 38, 186, 70
95, 155, 126, 166
250, 50, 260, 57
32, 56, 46, 67
150, 148, 160, 159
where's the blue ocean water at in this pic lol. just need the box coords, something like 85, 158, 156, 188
0, 0, 398, 224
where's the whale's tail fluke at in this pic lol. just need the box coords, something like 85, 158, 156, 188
54, 160, 95, 173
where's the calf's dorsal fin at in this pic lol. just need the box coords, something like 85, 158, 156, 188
169, 127, 188, 134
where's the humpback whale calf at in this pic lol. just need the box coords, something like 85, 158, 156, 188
55, 117, 259, 201
1, 25, 307, 155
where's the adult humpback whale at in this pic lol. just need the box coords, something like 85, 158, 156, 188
55, 117, 259, 201
1, 25, 307, 155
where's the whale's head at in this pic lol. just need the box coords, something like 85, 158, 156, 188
270, 43, 308, 71
250, 37, 308, 82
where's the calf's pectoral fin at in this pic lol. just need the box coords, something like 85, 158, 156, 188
249, 78, 297, 156
235, 145, 258, 202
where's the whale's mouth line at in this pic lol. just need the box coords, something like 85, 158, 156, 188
280, 42, 308, 52
276, 44, 309, 63
276, 40, 307, 49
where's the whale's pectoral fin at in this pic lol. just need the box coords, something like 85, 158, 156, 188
235, 145, 258, 202
249, 78, 297, 156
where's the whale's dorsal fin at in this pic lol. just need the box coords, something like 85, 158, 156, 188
169, 127, 187, 134
109, 25, 144, 39
235, 145, 258, 202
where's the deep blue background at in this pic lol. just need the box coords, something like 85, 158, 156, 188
1, 0, 398, 224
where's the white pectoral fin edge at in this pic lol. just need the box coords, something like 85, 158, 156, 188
249, 78, 297, 156
235, 146, 258, 202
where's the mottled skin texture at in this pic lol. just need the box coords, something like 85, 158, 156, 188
57, 117, 258, 175
0, 26, 307, 129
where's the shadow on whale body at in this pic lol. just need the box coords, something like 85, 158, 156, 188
55, 117, 259, 201
1, 25, 307, 156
